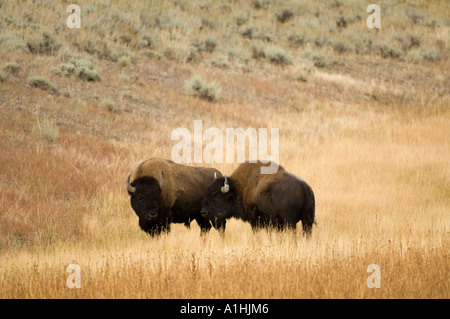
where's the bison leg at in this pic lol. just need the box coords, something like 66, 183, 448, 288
146, 224, 164, 237
195, 217, 212, 235
139, 218, 157, 235
148, 226, 162, 237
301, 218, 313, 237
284, 220, 298, 236
276, 220, 285, 232
139, 218, 171, 237
273, 218, 297, 233
151, 223, 171, 236
212, 218, 226, 233
250, 218, 260, 231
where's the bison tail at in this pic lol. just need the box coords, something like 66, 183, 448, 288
302, 183, 316, 235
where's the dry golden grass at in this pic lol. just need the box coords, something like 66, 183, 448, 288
0, 0, 449, 299
1, 103, 448, 298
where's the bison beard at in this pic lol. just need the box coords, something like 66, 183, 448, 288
201, 161, 316, 236
127, 158, 222, 236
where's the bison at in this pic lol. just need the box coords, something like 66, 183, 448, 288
200, 161, 316, 236
126, 158, 222, 236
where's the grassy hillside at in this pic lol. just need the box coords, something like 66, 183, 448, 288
0, 0, 449, 298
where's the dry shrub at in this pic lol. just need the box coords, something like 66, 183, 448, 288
185, 75, 222, 101
27, 76, 59, 94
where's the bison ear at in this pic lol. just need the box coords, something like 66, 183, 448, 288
221, 175, 230, 193
126, 175, 136, 194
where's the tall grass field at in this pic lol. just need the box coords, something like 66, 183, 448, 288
0, 0, 449, 299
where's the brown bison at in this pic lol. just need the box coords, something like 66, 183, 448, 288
126, 158, 222, 236
200, 161, 315, 235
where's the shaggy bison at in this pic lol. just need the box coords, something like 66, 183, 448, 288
200, 161, 315, 235
126, 158, 222, 235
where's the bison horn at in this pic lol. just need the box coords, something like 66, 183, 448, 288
214, 172, 217, 180
126, 175, 136, 194
160, 171, 165, 189
221, 175, 229, 193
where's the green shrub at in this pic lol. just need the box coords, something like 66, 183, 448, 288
253, 0, 269, 10
235, 13, 248, 26
27, 76, 59, 94
52, 63, 76, 76
185, 76, 222, 102
100, 99, 116, 112
420, 47, 440, 62
251, 45, 265, 60
122, 91, 140, 102
0, 34, 30, 53
163, 47, 177, 60
204, 36, 217, 53
186, 46, 201, 63
288, 34, 305, 48
408, 33, 421, 49
296, 74, 308, 82
4, 62, 20, 75
227, 47, 246, 60
118, 56, 132, 67
139, 34, 154, 48
83, 40, 100, 55
313, 35, 328, 48
373, 40, 402, 59
1, 62, 21, 81
61, 88, 73, 98
69, 56, 95, 70
76, 68, 102, 82
263, 46, 293, 65
407, 47, 441, 62
207, 56, 230, 68
276, 9, 294, 23
241, 27, 253, 39
303, 51, 327, 68
117, 34, 132, 45
103, 45, 120, 62
253, 0, 263, 9
58, 51, 103, 81
336, 15, 347, 28
331, 39, 354, 53
26, 31, 61, 55
201, 17, 216, 30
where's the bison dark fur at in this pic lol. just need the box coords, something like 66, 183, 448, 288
127, 158, 222, 236
201, 161, 315, 235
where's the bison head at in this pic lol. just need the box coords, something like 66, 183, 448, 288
201, 175, 236, 229
126, 172, 165, 222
